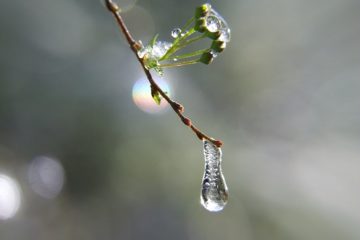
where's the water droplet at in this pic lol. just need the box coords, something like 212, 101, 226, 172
152, 41, 172, 58
180, 31, 187, 37
171, 28, 182, 38
210, 50, 218, 58
137, 46, 149, 58
218, 28, 231, 42
205, 15, 221, 32
204, 8, 231, 42
200, 140, 228, 212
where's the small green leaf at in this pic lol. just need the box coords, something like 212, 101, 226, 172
151, 87, 162, 105
149, 34, 159, 47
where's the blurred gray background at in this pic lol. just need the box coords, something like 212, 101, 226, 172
1, 0, 360, 239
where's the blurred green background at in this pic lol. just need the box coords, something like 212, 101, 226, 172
1, 0, 360, 239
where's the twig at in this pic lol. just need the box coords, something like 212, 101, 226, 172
105, 0, 223, 147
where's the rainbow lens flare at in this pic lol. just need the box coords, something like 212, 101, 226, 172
132, 77, 171, 114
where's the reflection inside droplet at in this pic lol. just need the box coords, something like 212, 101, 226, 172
132, 77, 171, 114
28, 156, 65, 199
0, 174, 21, 220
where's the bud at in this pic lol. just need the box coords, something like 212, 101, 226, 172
211, 40, 226, 53
206, 30, 221, 40
194, 18, 206, 32
195, 3, 211, 18
200, 51, 214, 65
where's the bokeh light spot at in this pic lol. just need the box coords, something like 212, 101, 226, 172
0, 174, 21, 220
132, 77, 171, 114
28, 156, 65, 199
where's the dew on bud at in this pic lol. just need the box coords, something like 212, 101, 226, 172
210, 50, 218, 58
206, 15, 221, 32
201, 5, 231, 43
218, 28, 231, 43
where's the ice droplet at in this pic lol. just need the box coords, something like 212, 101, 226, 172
137, 47, 148, 58
200, 140, 228, 212
205, 15, 221, 32
152, 41, 172, 58
204, 6, 231, 42
137, 41, 172, 59
218, 28, 231, 42
210, 50, 218, 58
171, 28, 182, 38
180, 31, 187, 37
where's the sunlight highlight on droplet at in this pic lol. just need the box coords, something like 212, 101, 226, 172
0, 174, 21, 220
28, 156, 65, 199
132, 77, 171, 114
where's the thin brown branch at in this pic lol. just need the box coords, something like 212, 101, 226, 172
105, 0, 223, 147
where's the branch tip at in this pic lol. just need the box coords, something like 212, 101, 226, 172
105, 0, 119, 12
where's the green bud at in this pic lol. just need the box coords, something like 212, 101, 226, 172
200, 51, 214, 65
206, 30, 221, 40
144, 57, 158, 70
194, 18, 206, 32
151, 86, 162, 105
195, 3, 211, 19
211, 40, 226, 53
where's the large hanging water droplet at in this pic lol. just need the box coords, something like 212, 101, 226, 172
200, 140, 228, 212
171, 28, 182, 38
